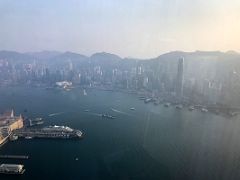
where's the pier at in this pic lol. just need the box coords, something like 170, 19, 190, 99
0, 155, 29, 160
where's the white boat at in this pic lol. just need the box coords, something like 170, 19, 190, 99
25, 136, 33, 139
188, 106, 195, 111
83, 89, 87, 96
164, 103, 171, 107
10, 135, 18, 141
201, 108, 208, 112
130, 107, 135, 110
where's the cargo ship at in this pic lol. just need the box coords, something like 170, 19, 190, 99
0, 164, 25, 175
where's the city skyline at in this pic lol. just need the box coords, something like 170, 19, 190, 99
0, 0, 240, 58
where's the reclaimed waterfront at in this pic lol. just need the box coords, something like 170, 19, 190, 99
1, 86, 240, 180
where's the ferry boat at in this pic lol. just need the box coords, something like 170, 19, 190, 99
144, 98, 152, 103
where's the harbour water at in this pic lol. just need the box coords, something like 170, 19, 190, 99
0, 86, 240, 180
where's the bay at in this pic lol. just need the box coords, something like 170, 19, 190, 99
0, 86, 240, 180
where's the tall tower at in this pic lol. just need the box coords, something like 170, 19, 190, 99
10, 109, 14, 118
69, 60, 73, 71
176, 57, 184, 99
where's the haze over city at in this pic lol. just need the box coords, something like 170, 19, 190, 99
1, 0, 240, 179
0, 0, 240, 58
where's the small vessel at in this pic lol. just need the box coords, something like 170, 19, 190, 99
188, 106, 195, 111
130, 107, 135, 110
83, 89, 87, 96
229, 111, 238, 117
144, 98, 152, 103
101, 114, 116, 119
9, 135, 18, 141
214, 109, 220, 115
25, 136, 33, 139
154, 101, 160, 105
29, 117, 44, 126
175, 105, 183, 109
75, 158, 79, 161
139, 97, 146, 100
84, 109, 89, 112
201, 108, 208, 112
164, 103, 171, 107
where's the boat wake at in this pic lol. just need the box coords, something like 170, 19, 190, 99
85, 112, 102, 117
48, 112, 65, 117
111, 108, 131, 116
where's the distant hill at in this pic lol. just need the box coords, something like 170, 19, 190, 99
0, 50, 32, 62
0, 50, 240, 69
51, 51, 87, 62
90, 52, 122, 69
26, 51, 62, 60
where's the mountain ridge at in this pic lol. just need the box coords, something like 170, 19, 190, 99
0, 50, 239, 63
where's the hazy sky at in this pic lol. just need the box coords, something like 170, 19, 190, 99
0, 0, 240, 58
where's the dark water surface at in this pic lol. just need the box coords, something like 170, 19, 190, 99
0, 86, 240, 180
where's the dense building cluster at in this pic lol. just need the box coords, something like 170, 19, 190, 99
1, 50, 240, 107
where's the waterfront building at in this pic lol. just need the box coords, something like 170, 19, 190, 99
0, 110, 24, 146
0, 126, 10, 146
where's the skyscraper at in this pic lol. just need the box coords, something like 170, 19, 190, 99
176, 57, 184, 98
